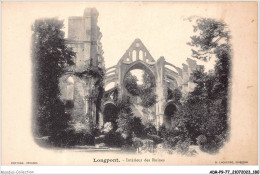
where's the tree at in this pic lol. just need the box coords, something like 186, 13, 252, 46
183, 18, 231, 153
32, 18, 75, 145
116, 96, 134, 137
115, 95, 145, 139
124, 72, 139, 96
139, 72, 157, 107
167, 88, 182, 104
124, 71, 157, 107
188, 18, 230, 61
140, 72, 155, 89
139, 88, 157, 108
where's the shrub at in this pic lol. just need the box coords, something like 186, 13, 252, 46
122, 134, 134, 147
132, 137, 143, 152
147, 134, 163, 145
163, 135, 179, 149
104, 131, 124, 147
49, 128, 95, 147
196, 135, 207, 145
92, 125, 101, 137
158, 125, 167, 138
131, 117, 145, 137
175, 138, 191, 154
140, 92, 157, 108
196, 134, 225, 154
159, 124, 191, 154
144, 123, 157, 135
77, 132, 95, 146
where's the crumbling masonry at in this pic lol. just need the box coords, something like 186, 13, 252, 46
59, 8, 199, 133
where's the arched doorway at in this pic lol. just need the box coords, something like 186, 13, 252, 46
164, 103, 177, 129
103, 103, 118, 130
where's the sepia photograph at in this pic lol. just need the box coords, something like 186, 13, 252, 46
1, 1, 258, 171
32, 7, 231, 156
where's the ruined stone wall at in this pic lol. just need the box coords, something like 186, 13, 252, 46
103, 38, 200, 131
59, 8, 105, 133
66, 8, 104, 71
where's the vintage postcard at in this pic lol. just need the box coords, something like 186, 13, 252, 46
1, 1, 258, 166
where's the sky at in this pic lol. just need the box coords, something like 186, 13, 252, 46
57, 2, 218, 90
58, 2, 216, 71
4, 2, 222, 77
3, 2, 221, 92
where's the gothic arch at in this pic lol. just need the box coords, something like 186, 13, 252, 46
101, 39, 197, 130
163, 100, 178, 129
102, 102, 118, 127
122, 60, 155, 81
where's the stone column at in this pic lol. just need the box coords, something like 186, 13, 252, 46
99, 112, 104, 129
155, 57, 166, 130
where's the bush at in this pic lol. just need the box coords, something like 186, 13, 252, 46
132, 137, 143, 152
144, 123, 157, 135
132, 137, 143, 148
159, 124, 191, 154
77, 132, 95, 146
158, 125, 167, 138
175, 138, 191, 154
147, 134, 163, 145
196, 134, 225, 154
92, 125, 101, 137
49, 128, 95, 147
196, 135, 207, 145
163, 135, 179, 149
140, 92, 157, 108
104, 131, 124, 147
132, 117, 145, 137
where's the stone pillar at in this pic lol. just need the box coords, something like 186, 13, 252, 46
155, 57, 166, 130
99, 112, 104, 129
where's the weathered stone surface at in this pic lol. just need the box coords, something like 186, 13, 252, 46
103, 38, 199, 130
59, 8, 104, 133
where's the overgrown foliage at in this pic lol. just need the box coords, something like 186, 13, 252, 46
167, 88, 182, 104
74, 65, 105, 122
104, 130, 124, 147
182, 18, 231, 153
157, 18, 231, 155
188, 18, 230, 62
32, 18, 76, 146
74, 66, 104, 79
124, 71, 157, 107
124, 72, 139, 96
116, 96, 144, 138
111, 95, 162, 150
49, 128, 95, 147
